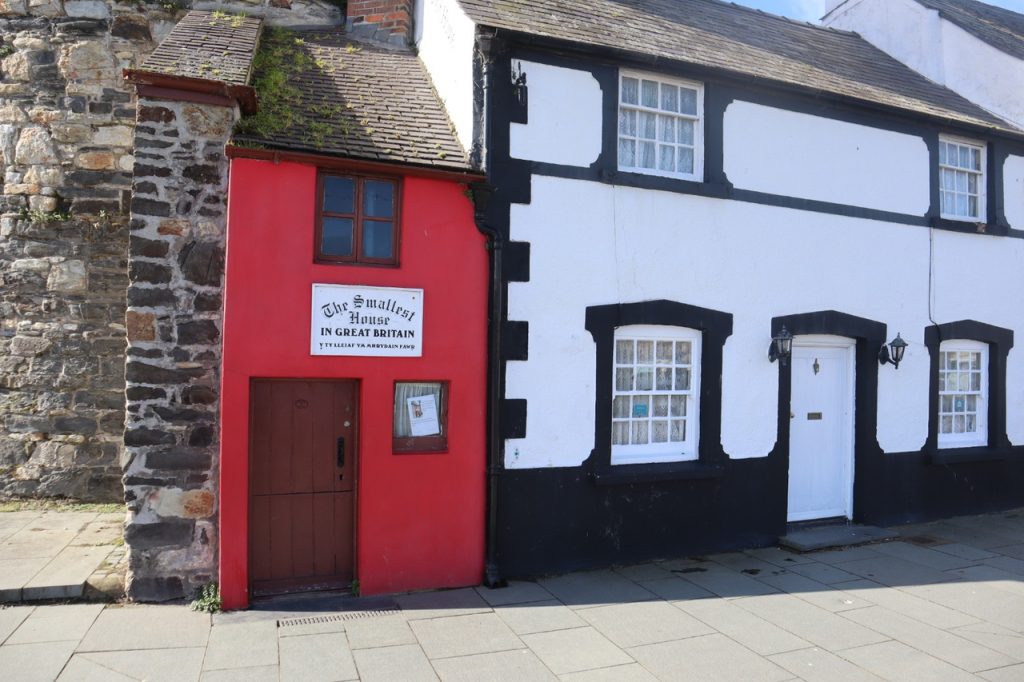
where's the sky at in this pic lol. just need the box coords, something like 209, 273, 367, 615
734, 0, 1024, 22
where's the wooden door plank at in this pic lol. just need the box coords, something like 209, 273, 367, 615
250, 381, 273, 496
269, 494, 292, 580
291, 382, 314, 494
269, 383, 294, 496
291, 493, 315, 578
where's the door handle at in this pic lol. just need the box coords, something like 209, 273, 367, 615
337, 436, 345, 469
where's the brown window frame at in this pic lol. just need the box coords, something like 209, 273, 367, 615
392, 381, 449, 454
315, 171, 401, 266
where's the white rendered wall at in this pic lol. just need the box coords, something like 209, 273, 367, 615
826, 0, 1024, 129
504, 175, 1024, 469
724, 101, 930, 215
1005, 155, 1024, 230
509, 61, 603, 167
415, 0, 476, 154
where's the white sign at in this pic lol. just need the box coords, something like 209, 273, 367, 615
407, 393, 441, 436
311, 284, 423, 357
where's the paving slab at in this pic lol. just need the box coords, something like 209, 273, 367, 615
779, 524, 898, 552
23, 545, 116, 601
6, 603, 104, 645
743, 546, 816, 568
0, 558, 49, 601
494, 599, 587, 636
202, 619, 278, 671
981, 664, 1024, 682
906, 581, 1024, 632
0, 604, 34, 644
870, 540, 980, 571
431, 648, 555, 681
933, 543, 999, 561
628, 632, 792, 682
787, 560, 861, 585
559, 663, 659, 681
279, 631, 358, 681
58, 654, 137, 682
396, 588, 491, 620
521, 626, 633, 675
751, 568, 871, 613
676, 596, 811, 656
411, 612, 522, 660
834, 554, 960, 587
352, 643, 438, 682
831, 578, 980, 630
843, 605, 1018, 672
576, 600, 712, 648
735, 593, 888, 651
672, 564, 781, 599
838, 640, 979, 682
635, 576, 715, 602
344, 613, 416, 649
0, 639, 78, 682
612, 563, 672, 582
538, 570, 658, 609
71, 647, 206, 682
475, 580, 553, 607
77, 604, 210, 652
953, 622, 1024, 660
200, 665, 280, 681
770, 646, 886, 682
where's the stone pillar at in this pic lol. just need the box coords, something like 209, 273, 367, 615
122, 97, 236, 602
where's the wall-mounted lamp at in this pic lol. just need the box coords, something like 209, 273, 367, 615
768, 326, 793, 366
878, 333, 908, 369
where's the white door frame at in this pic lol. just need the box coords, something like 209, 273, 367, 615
787, 335, 856, 522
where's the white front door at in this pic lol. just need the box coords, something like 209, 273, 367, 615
787, 337, 855, 522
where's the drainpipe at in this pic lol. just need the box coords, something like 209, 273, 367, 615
471, 32, 506, 589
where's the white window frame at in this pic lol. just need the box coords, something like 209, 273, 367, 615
611, 325, 701, 465
937, 339, 988, 449
617, 70, 704, 182
939, 135, 986, 222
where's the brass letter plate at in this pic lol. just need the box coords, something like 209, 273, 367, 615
807, 412, 823, 420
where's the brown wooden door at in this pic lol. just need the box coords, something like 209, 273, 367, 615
250, 380, 357, 596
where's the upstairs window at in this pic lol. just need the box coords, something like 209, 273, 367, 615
937, 340, 988, 448
939, 137, 985, 221
317, 173, 399, 265
618, 71, 703, 181
611, 325, 701, 464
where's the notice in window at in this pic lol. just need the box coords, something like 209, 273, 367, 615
407, 393, 441, 436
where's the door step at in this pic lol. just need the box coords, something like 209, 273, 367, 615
779, 523, 899, 552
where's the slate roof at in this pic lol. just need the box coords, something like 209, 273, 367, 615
914, 0, 1024, 61
233, 30, 471, 172
455, 0, 1019, 134
138, 10, 263, 85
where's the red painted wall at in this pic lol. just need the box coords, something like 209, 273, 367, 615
219, 157, 487, 609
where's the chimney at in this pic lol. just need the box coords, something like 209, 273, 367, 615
346, 0, 413, 46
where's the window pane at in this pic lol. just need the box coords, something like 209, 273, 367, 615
632, 395, 649, 417
618, 138, 636, 167
675, 341, 691, 364
656, 341, 673, 364
670, 419, 686, 442
641, 80, 658, 107
323, 176, 355, 214
632, 420, 649, 445
639, 141, 656, 168
653, 394, 669, 417
675, 367, 690, 390
971, 147, 981, 170
363, 180, 394, 218
670, 395, 687, 417
967, 174, 978, 194
955, 172, 967, 192
658, 145, 675, 172
656, 367, 673, 390
969, 353, 981, 370
636, 367, 653, 391
321, 217, 353, 257
956, 194, 967, 216
362, 220, 393, 260
659, 116, 676, 143
661, 84, 678, 112
679, 87, 697, 115
941, 395, 952, 412
678, 120, 694, 145
678, 147, 694, 175
612, 421, 629, 445
620, 109, 637, 136
393, 382, 444, 438
939, 142, 948, 165
621, 77, 639, 104
954, 415, 965, 433
637, 340, 654, 363
940, 416, 953, 433
616, 367, 633, 391
966, 395, 977, 412
959, 146, 970, 168
616, 339, 634, 364
968, 196, 978, 217
613, 396, 630, 418
640, 112, 657, 139
971, 373, 981, 391
966, 415, 976, 433
652, 420, 668, 443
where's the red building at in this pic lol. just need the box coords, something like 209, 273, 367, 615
217, 30, 486, 609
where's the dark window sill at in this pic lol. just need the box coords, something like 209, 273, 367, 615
590, 460, 724, 486
929, 217, 1006, 237
927, 445, 1013, 465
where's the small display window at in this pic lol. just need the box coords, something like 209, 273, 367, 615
393, 381, 448, 453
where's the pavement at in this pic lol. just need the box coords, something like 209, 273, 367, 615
0, 509, 125, 603
4, 510, 1024, 680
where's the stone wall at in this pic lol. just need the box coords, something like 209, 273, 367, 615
0, 1, 176, 501
121, 97, 235, 601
